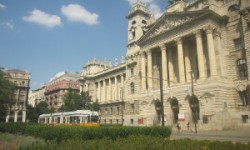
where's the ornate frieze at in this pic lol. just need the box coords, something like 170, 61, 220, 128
148, 15, 194, 39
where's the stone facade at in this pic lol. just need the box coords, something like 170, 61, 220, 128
44, 72, 80, 111
28, 85, 45, 107
80, 0, 250, 130
4, 69, 30, 123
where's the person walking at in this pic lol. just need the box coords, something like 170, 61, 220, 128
176, 122, 181, 133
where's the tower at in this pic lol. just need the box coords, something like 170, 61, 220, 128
126, 0, 152, 52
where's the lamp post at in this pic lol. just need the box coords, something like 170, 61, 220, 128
159, 61, 165, 127
190, 70, 197, 134
120, 87, 124, 125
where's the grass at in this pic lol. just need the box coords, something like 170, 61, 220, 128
0, 132, 42, 150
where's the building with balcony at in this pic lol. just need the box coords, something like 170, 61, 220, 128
44, 72, 80, 111
4, 69, 30, 122
28, 85, 45, 107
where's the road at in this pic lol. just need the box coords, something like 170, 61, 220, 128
171, 129, 250, 143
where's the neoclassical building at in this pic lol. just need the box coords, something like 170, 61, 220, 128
80, 0, 250, 130
4, 69, 30, 123
28, 85, 45, 107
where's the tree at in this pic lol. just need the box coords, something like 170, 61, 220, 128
62, 91, 81, 111
26, 101, 55, 122
0, 68, 16, 122
91, 102, 100, 111
80, 91, 92, 110
61, 91, 100, 111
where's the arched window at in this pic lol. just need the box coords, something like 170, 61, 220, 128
130, 82, 135, 94
132, 20, 136, 25
237, 59, 247, 80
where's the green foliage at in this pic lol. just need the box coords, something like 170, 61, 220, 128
91, 102, 100, 111
1, 123, 249, 150
62, 91, 100, 111
62, 91, 80, 111
0, 68, 16, 122
23, 136, 250, 150
0, 123, 171, 142
26, 102, 55, 123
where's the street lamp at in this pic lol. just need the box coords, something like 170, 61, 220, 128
120, 87, 124, 125
159, 61, 165, 127
190, 70, 197, 134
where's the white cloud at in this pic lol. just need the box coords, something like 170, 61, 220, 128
23, 9, 61, 28
61, 4, 99, 25
148, 3, 163, 18
1, 20, 14, 29
0, 3, 6, 10
126, 0, 163, 18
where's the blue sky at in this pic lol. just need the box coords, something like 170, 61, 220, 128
0, 0, 167, 90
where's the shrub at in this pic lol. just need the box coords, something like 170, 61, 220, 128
0, 123, 171, 141
22, 136, 250, 150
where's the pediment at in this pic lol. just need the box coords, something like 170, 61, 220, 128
138, 10, 208, 45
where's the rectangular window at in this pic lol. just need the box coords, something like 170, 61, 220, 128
239, 91, 249, 105
110, 107, 113, 114
237, 59, 248, 80
131, 104, 135, 113
117, 107, 120, 114
234, 38, 243, 50
131, 68, 134, 76
130, 118, 134, 124
242, 115, 248, 123
202, 115, 208, 124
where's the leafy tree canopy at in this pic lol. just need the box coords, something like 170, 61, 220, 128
62, 91, 100, 112
26, 101, 55, 122
0, 68, 16, 122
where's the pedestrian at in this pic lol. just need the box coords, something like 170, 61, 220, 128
176, 122, 181, 133
186, 122, 190, 131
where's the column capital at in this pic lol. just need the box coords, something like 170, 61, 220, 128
146, 49, 152, 55
139, 50, 146, 57
194, 29, 202, 38
213, 28, 221, 38
175, 37, 182, 44
204, 25, 216, 34
159, 44, 166, 51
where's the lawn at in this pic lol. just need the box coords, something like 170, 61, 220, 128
0, 132, 42, 150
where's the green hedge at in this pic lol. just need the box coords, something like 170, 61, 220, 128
0, 123, 171, 141
22, 136, 250, 150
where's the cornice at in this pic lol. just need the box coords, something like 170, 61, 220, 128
82, 63, 126, 80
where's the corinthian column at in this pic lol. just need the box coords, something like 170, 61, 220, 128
140, 51, 146, 90
205, 26, 218, 77
160, 44, 168, 87
103, 80, 106, 102
168, 49, 175, 86
109, 78, 112, 100
177, 38, 185, 83
147, 50, 153, 89
114, 76, 118, 100
195, 30, 206, 79
184, 44, 191, 82
98, 81, 101, 102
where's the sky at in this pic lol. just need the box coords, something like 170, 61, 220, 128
0, 0, 168, 90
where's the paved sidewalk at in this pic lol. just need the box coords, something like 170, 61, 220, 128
171, 129, 250, 143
